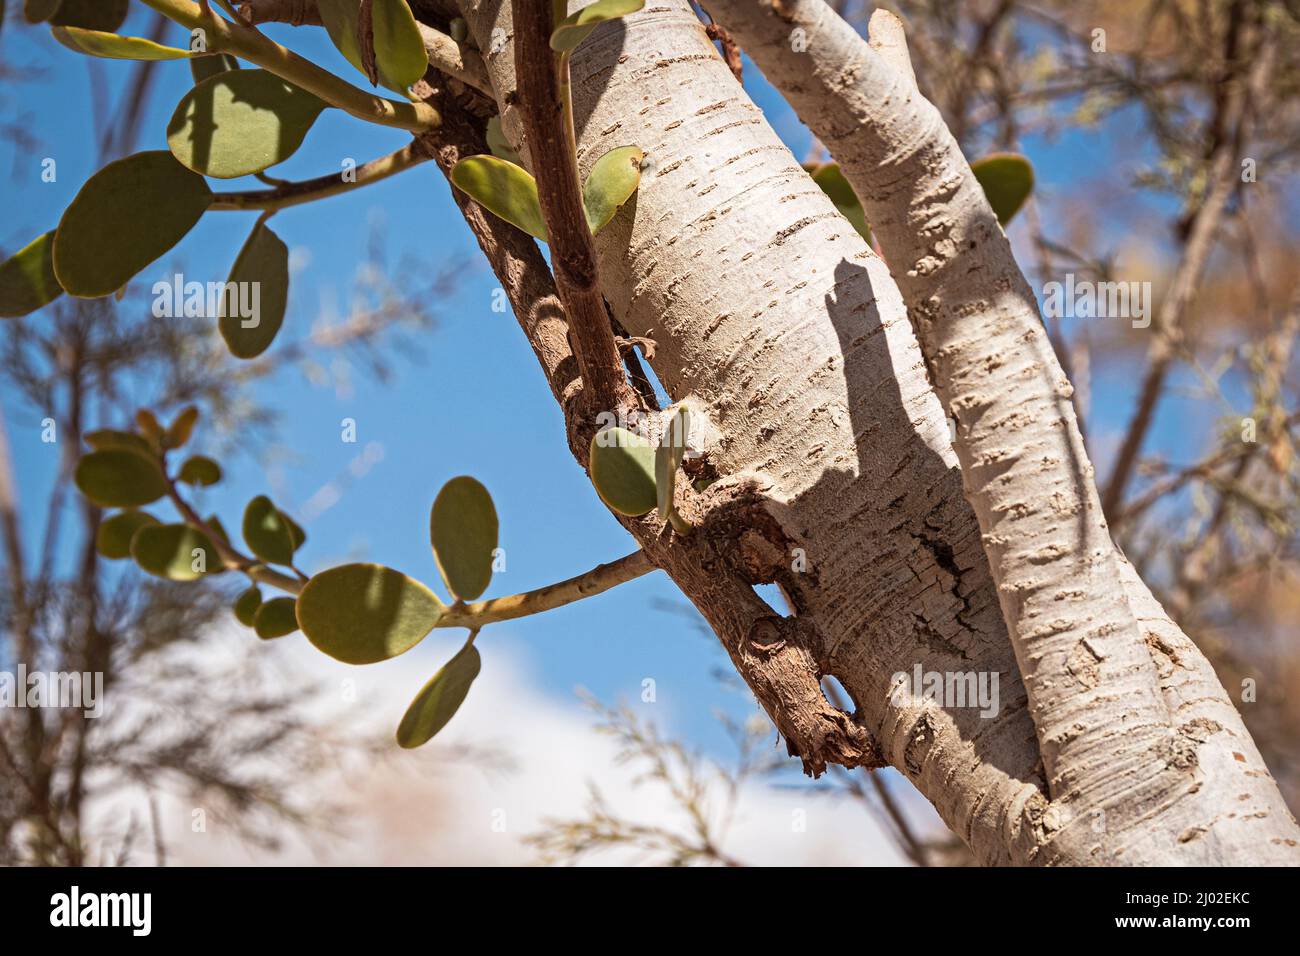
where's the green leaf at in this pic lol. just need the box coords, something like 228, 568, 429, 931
135, 409, 163, 442
53, 151, 212, 298
485, 116, 520, 164
220, 221, 289, 359
582, 145, 642, 235
74, 450, 167, 508
655, 406, 689, 521
165, 405, 198, 449
808, 162, 871, 243
242, 495, 296, 566
190, 52, 239, 85
450, 155, 547, 242
370, 0, 428, 90
0, 231, 63, 318
254, 597, 299, 639
205, 514, 231, 546
167, 69, 328, 179
49, 0, 128, 31
233, 586, 262, 627
178, 455, 222, 487
551, 0, 645, 54
284, 512, 306, 551
95, 510, 160, 560
297, 563, 444, 664
130, 523, 222, 581
430, 476, 498, 602
52, 26, 191, 60
589, 427, 657, 517
396, 643, 481, 748
971, 153, 1034, 226
317, 0, 423, 92
84, 429, 153, 458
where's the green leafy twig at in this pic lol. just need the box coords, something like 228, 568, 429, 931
136, 0, 439, 131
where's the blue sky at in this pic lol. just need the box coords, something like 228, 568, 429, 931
0, 8, 1246, 765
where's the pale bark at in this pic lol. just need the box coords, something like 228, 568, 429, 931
699, 0, 1299, 862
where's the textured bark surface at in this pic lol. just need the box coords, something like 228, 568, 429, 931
702, 0, 1300, 863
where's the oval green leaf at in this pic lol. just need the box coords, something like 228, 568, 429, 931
167, 69, 328, 179
450, 155, 547, 242
485, 116, 520, 164
24, 0, 62, 24
551, 0, 645, 53
254, 597, 299, 639
396, 643, 481, 748
220, 221, 288, 359
371, 0, 428, 90
0, 231, 62, 318
430, 476, 498, 602
971, 153, 1034, 226
233, 586, 263, 627
95, 510, 160, 560
75, 449, 167, 508
242, 495, 296, 566
165, 405, 198, 449
54, 151, 212, 298
297, 563, 444, 665
130, 523, 221, 581
809, 162, 871, 243
84, 428, 153, 458
583, 145, 642, 236
52, 25, 191, 60
655, 406, 689, 520
589, 427, 657, 517
178, 455, 222, 487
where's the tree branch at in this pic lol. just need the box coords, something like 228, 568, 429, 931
210, 143, 429, 211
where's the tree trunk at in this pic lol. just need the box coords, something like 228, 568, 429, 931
455, 0, 1300, 864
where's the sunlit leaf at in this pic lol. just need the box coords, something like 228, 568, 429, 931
53, 151, 212, 298
178, 455, 222, 487
450, 155, 547, 242
52, 25, 191, 60
297, 563, 444, 664
0, 231, 62, 318
220, 221, 289, 359
430, 476, 498, 602
589, 427, 657, 517
254, 597, 299, 639
95, 509, 159, 560
396, 642, 481, 748
167, 69, 328, 179
130, 523, 222, 581
582, 145, 642, 235
74, 449, 167, 508
971, 153, 1034, 226
233, 586, 262, 627
317, 0, 425, 92
242, 495, 296, 566
369, 0, 428, 90
808, 162, 871, 243
551, 0, 644, 54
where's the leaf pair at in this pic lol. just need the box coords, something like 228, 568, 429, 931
590, 408, 694, 526
233, 587, 300, 639
450, 146, 643, 242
